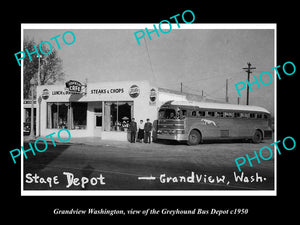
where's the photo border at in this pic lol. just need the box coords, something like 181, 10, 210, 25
20, 23, 277, 196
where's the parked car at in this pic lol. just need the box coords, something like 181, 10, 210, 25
23, 122, 36, 136
23, 122, 31, 135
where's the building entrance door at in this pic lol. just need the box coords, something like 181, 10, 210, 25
94, 112, 102, 137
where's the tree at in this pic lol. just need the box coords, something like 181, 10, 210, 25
23, 38, 65, 99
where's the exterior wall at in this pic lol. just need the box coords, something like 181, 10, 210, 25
36, 80, 159, 140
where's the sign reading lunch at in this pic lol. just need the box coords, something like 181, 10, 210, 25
42, 83, 142, 100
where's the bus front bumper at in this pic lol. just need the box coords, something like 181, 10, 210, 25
157, 133, 187, 141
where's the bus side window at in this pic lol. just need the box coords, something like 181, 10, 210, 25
216, 111, 224, 117
207, 111, 215, 117
250, 113, 255, 118
234, 112, 241, 118
178, 109, 186, 119
241, 113, 249, 118
257, 114, 262, 119
198, 111, 205, 117
263, 114, 268, 119
224, 112, 233, 118
191, 111, 197, 117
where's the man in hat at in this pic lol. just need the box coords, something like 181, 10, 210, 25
128, 118, 137, 143
144, 118, 153, 144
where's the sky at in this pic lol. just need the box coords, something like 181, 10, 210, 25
24, 25, 275, 115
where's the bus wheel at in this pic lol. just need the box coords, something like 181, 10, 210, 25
252, 130, 263, 143
188, 130, 201, 145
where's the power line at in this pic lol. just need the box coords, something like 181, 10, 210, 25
182, 74, 222, 83
143, 38, 157, 85
181, 84, 203, 94
182, 83, 226, 101
203, 92, 226, 102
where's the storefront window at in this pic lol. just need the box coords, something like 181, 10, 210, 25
94, 107, 102, 127
104, 101, 133, 132
24, 108, 36, 122
47, 102, 87, 130
47, 103, 69, 129
71, 102, 87, 129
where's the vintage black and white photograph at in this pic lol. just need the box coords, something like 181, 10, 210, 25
21, 24, 276, 195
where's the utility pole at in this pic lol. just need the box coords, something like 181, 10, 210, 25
180, 82, 183, 93
225, 79, 229, 103
243, 62, 256, 105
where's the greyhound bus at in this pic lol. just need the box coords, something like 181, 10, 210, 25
156, 100, 272, 145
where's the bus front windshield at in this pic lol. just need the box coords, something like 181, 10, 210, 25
159, 108, 186, 119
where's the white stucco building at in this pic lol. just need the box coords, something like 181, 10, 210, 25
35, 80, 198, 141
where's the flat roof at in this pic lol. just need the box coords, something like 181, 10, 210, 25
168, 100, 270, 114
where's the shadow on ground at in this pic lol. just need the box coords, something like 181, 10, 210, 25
155, 138, 270, 146
23, 142, 71, 173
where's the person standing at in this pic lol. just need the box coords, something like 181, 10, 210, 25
144, 118, 153, 144
128, 118, 137, 143
137, 120, 145, 143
